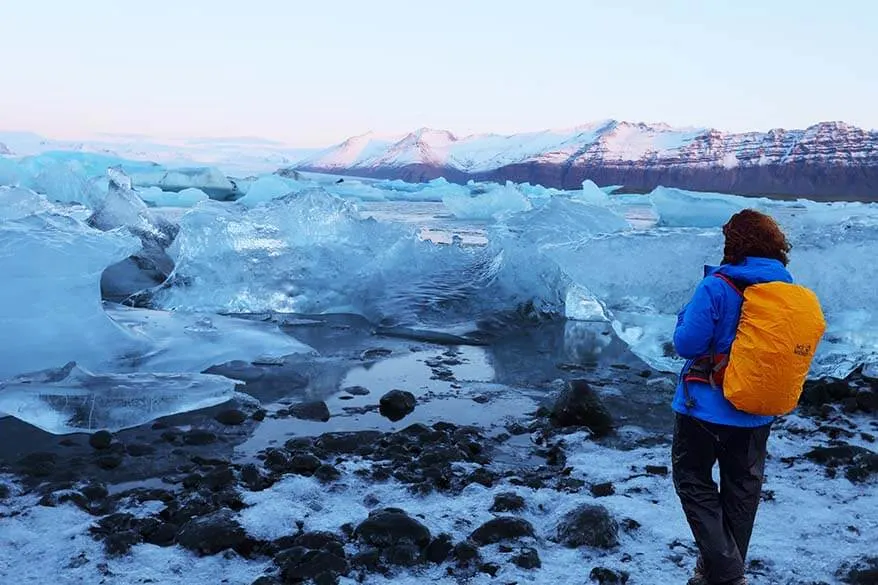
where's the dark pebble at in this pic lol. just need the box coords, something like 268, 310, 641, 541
550, 379, 614, 437
89, 431, 113, 450
379, 390, 416, 422
215, 409, 247, 426
478, 562, 500, 576
590, 567, 630, 584
512, 547, 541, 569
490, 492, 526, 513
291, 454, 322, 475
143, 522, 178, 547
289, 401, 331, 423
176, 508, 249, 556
183, 430, 217, 446
470, 517, 535, 545
555, 504, 619, 549
81, 483, 109, 501
95, 453, 124, 470
591, 482, 616, 497
425, 534, 454, 564
355, 508, 431, 549
314, 464, 341, 483
454, 540, 480, 565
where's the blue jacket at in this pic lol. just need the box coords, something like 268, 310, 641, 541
671, 256, 793, 427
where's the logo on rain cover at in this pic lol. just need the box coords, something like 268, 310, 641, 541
794, 343, 812, 357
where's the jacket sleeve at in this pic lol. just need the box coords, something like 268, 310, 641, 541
673, 279, 719, 359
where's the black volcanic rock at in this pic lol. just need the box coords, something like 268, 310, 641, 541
289, 401, 331, 422
554, 504, 619, 549
550, 379, 614, 437
470, 517, 535, 545
379, 390, 416, 422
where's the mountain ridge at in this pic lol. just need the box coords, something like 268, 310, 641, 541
292, 120, 878, 200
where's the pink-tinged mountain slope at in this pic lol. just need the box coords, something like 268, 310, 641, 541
292, 121, 878, 200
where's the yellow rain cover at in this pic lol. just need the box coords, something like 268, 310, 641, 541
723, 282, 826, 416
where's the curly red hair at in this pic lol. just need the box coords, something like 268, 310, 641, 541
722, 209, 791, 266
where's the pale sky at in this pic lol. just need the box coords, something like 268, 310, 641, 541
1, 0, 876, 147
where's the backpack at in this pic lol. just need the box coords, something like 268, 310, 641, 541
685, 274, 827, 416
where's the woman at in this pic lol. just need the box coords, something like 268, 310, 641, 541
672, 209, 793, 585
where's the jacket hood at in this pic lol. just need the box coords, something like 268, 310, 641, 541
704, 256, 793, 285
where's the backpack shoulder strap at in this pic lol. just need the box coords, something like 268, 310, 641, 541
713, 273, 750, 296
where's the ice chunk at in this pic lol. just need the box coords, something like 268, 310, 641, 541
378, 177, 464, 202
0, 156, 23, 186
535, 214, 878, 376
106, 305, 314, 373
89, 167, 166, 237
476, 197, 632, 319
0, 212, 145, 379
787, 221, 878, 378
0, 186, 58, 220
572, 180, 611, 206
538, 228, 718, 370
650, 187, 750, 227
138, 186, 209, 207
498, 196, 630, 244
10, 151, 237, 203
24, 159, 106, 207
236, 175, 306, 207
130, 166, 238, 200
564, 284, 609, 321
89, 168, 179, 301
0, 362, 239, 434
648, 186, 802, 228
153, 189, 438, 317
442, 182, 532, 220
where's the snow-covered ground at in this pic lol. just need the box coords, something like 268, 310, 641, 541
0, 410, 874, 584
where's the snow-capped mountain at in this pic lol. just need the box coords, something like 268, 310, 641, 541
293, 121, 878, 200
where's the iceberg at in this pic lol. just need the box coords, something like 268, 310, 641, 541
571, 180, 612, 206
7, 151, 239, 204
524, 228, 720, 370
0, 212, 145, 379
130, 166, 238, 200
138, 186, 209, 207
0, 155, 24, 186
564, 284, 610, 321
90, 168, 179, 302
498, 195, 631, 244
442, 182, 532, 220
0, 186, 60, 220
105, 305, 314, 373
152, 189, 455, 319
236, 175, 308, 207
0, 187, 309, 388
650, 186, 748, 227
529, 212, 878, 376
24, 159, 107, 207
0, 362, 239, 434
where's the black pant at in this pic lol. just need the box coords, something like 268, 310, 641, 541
672, 413, 771, 584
